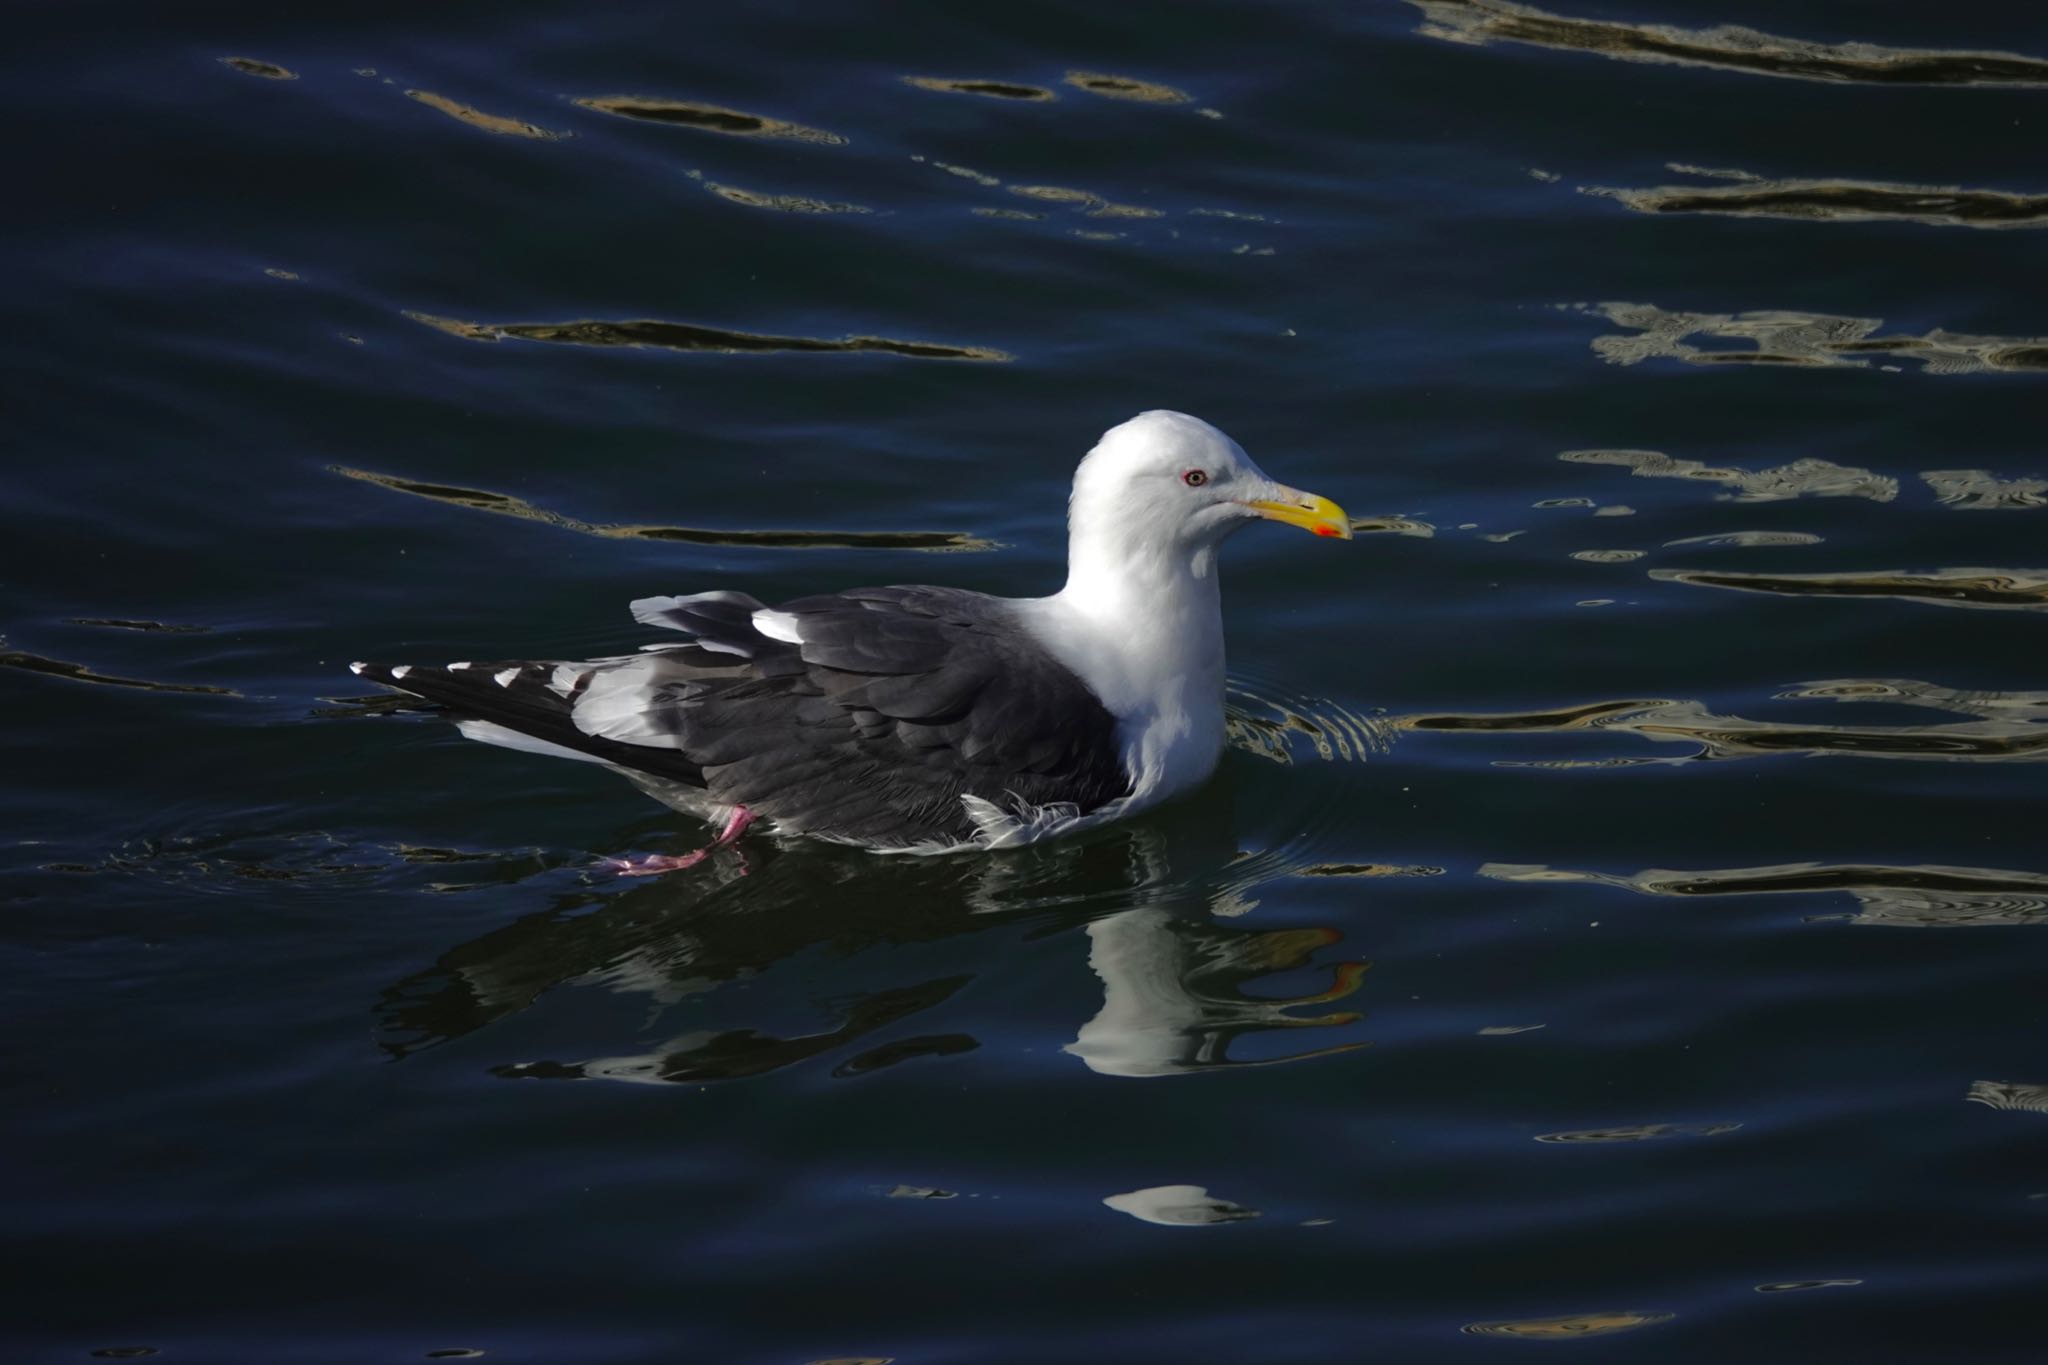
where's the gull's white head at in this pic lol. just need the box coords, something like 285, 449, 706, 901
1067, 411, 1351, 578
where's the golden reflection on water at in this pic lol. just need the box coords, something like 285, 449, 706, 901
405, 311, 1010, 361
1225, 684, 1391, 765
404, 90, 566, 140
1018, 186, 1108, 212
218, 56, 296, 80
1650, 567, 2048, 612
1781, 678, 2048, 719
908, 156, 1269, 245
1408, 0, 2048, 87
1401, 681, 2048, 764
1560, 448, 1896, 502
1062, 70, 1190, 103
902, 76, 1054, 101
573, 95, 845, 144
1922, 469, 2048, 510
1583, 174, 2048, 229
0, 646, 237, 696
1479, 862, 2048, 927
1575, 301, 2048, 375
685, 169, 870, 215
911, 156, 1001, 187
1461, 1310, 1673, 1339
1008, 184, 1162, 219
1662, 531, 1822, 549
331, 465, 998, 552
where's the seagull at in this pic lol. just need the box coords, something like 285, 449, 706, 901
351, 410, 1349, 871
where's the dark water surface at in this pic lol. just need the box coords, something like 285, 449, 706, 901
7, 1, 2047, 1360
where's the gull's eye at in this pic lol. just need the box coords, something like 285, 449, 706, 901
1182, 469, 1209, 488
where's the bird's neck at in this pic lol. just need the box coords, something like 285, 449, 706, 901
1050, 532, 1226, 717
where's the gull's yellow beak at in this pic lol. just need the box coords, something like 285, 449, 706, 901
1243, 486, 1352, 540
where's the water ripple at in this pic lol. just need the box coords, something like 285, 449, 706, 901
218, 56, 295, 80
0, 646, 236, 696
1585, 174, 2048, 230
1062, 71, 1191, 104
1575, 301, 2048, 376
1403, 689, 2048, 764
1651, 567, 2048, 611
1461, 1310, 1673, 1339
404, 312, 1011, 362
1479, 861, 2048, 927
1226, 682, 1390, 765
572, 95, 844, 144
903, 76, 1054, 102
332, 465, 996, 552
1410, 0, 2048, 87
1922, 469, 2048, 509
1561, 448, 1896, 502
1533, 1121, 1739, 1143
405, 90, 567, 140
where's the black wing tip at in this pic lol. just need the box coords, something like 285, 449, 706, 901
349, 659, 493, 695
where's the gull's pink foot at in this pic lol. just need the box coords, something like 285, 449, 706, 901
604, 805, 756, 878
606, 849, 710, 877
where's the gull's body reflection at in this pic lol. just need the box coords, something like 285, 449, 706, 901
377, 789, 1372, 1083
1067, 910, 1367, 1076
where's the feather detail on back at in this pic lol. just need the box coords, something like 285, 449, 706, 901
355, 586, 1132, 850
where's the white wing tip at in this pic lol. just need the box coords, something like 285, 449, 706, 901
751, 609, 804, 645
629, 595, 688, 629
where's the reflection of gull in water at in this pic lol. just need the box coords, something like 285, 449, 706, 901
1066, 909, 1368, 1076
494, 976, 974, 1085
379, 812, 1376, 1083
1103, 1184, 1260, 1225
1966, 1080, 2048, 1114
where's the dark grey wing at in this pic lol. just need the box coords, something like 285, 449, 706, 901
680, 586, 1130, 847
358, 586, 1128, 848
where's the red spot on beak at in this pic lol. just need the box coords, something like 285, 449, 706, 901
1314, 524, 1341, 538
